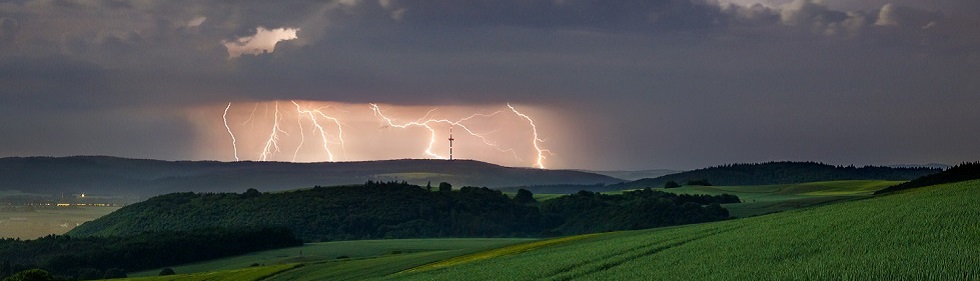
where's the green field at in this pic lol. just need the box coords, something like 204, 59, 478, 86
127, 238, 535, 279
0, 206, 120, 239
646, 180, 900, 217
118, 264, 300, 281
396, 180, 979, 280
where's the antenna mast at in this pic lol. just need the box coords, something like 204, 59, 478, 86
448, 126, 455, 160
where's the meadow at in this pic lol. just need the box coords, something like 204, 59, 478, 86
113, 264, 300, 281
395, 180, 979, 280
127, 238, 535, 280
0, 206, 119, 239
528, 180, 898, 218
633, 180, 900, 218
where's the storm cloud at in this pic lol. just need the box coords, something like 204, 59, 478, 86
1, 0, 978, 169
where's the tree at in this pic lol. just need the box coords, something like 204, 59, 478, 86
438, 182, 452, 192
103, 268, 126, 279
159, 268, 175, 276
663, 181, 680, 188
76, 268, 102, 280
243, 188, 261, 198
513, 188, 536, 204
426, 181, 432, 191
2, 269, 55, 281
1, 260, 10, 279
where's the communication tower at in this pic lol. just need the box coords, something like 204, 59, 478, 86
448, 127, 455, 160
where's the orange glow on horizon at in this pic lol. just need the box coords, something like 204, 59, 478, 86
190, 101, 557, 168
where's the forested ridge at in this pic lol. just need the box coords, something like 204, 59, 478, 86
614, 162, 939, 190
875, 162, 979, 194
0, 156, 620, 198
69, 182, 739, 242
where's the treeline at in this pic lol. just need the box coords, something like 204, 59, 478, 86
875, 162, 980, 194
541, 189, 737, 234
615, 162, 940, 190
70, 181, 740, 242
497, 183, 614, 194
0, 227, 302, 280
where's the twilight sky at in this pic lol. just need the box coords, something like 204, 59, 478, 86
1, 0, 979, 170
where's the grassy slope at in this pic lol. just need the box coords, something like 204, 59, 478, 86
0, 206, 119, 239
396, 179, 980, 280
126, 238, 534, 279
115, 264, 300, 281
652, 180, 899, 217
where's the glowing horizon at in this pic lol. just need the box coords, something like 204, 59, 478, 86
193, 101, 556, 168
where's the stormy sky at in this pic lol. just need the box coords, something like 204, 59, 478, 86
1, 0, 978, 170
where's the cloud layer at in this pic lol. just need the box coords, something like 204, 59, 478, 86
1, 0, 978, 169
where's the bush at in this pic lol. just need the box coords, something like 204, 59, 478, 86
514, 188, 536, 204
158, 267, 175, 276
3, 269, 55, 281
664, 181, 680, 188
103, 268, 126, 279
438, 182, 452, 192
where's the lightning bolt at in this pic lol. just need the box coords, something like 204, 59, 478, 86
223, 103, 240, 161
259, 102, 287, 161
508, 103, 551, 169
218, 101, 550, 168
243, 103, 259, 126
292, 101, 346, 162
292, 105, 306, 162
370, 104, 522, 161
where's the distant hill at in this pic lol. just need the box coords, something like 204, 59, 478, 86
69, 182, 737, 241
886, 163, 951, 170
579, 169, 683, 181
0, 156, 621, 198
875, 162, 980, 194
605, 162, 939, 191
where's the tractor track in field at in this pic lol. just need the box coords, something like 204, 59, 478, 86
543, 225, 742, 281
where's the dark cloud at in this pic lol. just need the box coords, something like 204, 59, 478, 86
376, 0, 725, 31
0, 17, 17, 43
0, 0, 978, 169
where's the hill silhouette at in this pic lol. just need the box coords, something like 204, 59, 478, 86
0, 156, 621, 198
614, 162, 938, 190
875, 162, 980, 194
68, 182, 737, 241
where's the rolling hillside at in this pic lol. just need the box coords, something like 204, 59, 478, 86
652, 180, 901, 218
612, 161, 938, 191
0, 156, 621, 197
394, 179, 980, 280
111, 178, 980, 280
69, 182, 735, 241
876, 161, 980, 194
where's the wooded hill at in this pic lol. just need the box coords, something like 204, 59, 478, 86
68, 182, 737, 242
604, 162, 939, 191
0, 156, 621, 198
875, 162, 980, 194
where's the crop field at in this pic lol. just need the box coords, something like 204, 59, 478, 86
395, 180, 979, 280
653, 180, 901, 217
0, 206, 119, 239
118, 263, 300, 281
128, 238, 535, 278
